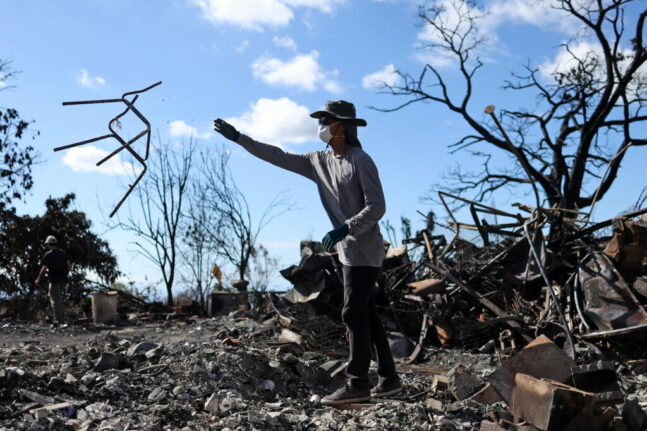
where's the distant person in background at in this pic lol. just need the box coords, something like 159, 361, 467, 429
35, 235, 71, 325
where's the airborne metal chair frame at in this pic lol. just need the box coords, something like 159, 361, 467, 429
54, 81, 162, 217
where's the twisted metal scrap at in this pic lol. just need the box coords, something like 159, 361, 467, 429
54, 81, 162, 217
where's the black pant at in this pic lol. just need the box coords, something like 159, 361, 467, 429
342, 265, 396, 390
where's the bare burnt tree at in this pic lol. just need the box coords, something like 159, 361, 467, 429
181, 193, 218, 314
0, 59, 39, 210
193, 145, 294, 284
249, 244, 280, 292
113, 139, 194, 306
378, 0, 647, 213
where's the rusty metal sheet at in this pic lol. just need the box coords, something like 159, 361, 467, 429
566, 361, 623, 405
603, 218, 647, 272
488, 335, 575, 406
470, 383, 503, 405
510, 374, 595, 431
578, 252, 647, 331
408, 278, 446, 297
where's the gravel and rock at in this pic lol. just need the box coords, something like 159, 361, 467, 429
1, 312, 646, 430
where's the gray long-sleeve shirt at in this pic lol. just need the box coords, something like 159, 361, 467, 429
236, 134, 386, 267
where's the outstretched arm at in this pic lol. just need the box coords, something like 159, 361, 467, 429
214, 118, 314, 180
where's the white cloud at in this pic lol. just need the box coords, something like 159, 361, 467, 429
191, 0, 344, 30
362, 64, 401, 89
62, 145, 141, 176
169, 120, 212, 140
235, 40, 250, 53
415, 49, 458, 69
416, 0, 487, 68
77, 69, 106, 88
539, 41, 599, 79
538, 41, 646, 93
416, 0, 577, 68
227, 97, 314, 145
273, 35, 298, 51
485, 0, 575, 33
191, 0, 292, 30
252, 50, 342, 93
282, 0, 345, 14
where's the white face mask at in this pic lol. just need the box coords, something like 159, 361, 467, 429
318, 124, 333, 143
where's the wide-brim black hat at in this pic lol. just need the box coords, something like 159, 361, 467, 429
310, 100, 367, 127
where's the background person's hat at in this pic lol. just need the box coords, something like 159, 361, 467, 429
310, 100, 367, 127
45, 235, 57, 245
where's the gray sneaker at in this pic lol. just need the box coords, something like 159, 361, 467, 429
321, 384, 371, 405
370, 377, 403, 398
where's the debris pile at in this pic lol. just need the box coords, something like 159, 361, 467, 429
269, 194, 647, 429
1, 196, 647, 430
1, 316, 647, 430
277, 196, 647, 356
0, 317, 486, 430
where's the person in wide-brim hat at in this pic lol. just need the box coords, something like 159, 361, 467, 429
309, 100, 368, 127
309, 100, 366, 149
213, 99, 401, 405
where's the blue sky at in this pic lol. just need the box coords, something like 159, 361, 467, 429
1, 0, 645, 293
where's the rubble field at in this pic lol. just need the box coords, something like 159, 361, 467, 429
1, 311, 646, 431
0, 316, 489, 431
3, 203, 647, 430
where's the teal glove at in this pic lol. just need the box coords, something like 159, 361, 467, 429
322, 223, 349, 253
213, 118, 240, 141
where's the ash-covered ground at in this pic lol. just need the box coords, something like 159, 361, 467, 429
1, 313, 646, 431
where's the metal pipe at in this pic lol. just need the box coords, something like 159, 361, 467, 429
572, 272, 591, 332
439, 190, 523, 220
57, 82, 161, 217
438, 192, 460, 261
53, 134, 113, 152
522, 219, 577, 359
62, 98, 122, 105
428, 261, 533, 342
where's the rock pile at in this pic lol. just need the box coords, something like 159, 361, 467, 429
1, 312, 646, 430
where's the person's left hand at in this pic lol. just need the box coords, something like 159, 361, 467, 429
322, 223, 349, 252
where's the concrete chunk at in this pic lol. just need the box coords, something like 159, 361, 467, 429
127, 341, 158, 357
204, 393, 219, 414
432, 375, 449, 394
426, 397, 443, 410
448, 364, 482, 400
479, 421, 507, 431
94, 351, 121, 372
